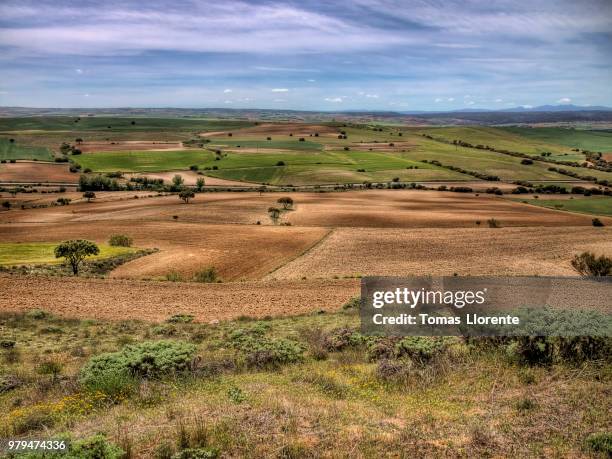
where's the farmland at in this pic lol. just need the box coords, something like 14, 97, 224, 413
0, 242, 136, 265
0, 118, 611, 458
515, 196, 612, 216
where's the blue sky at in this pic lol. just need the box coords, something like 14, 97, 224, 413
0, 0, 611, 110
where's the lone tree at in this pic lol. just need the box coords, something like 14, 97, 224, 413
179, 189, 195, 203
196, 177, 205, 191
54, 240, 99, 275
83, 191, 96, 202
268, 207, 281, 225
571, 252, 612, 276
277, 196, 294, 210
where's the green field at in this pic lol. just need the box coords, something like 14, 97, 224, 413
0, 138, 52, 161
0, 117, 254, 132
414, 126, 573, 155
503, 127, 612, 152
515, 196, 612, 216
207, 139, 323, 151
0, 242, 137, 265
76, 148, 467, 184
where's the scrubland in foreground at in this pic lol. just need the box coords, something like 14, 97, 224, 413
0, 308, 610, 458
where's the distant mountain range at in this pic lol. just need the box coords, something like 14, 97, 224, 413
401, 104, 612, 114
1, 105, 612, 125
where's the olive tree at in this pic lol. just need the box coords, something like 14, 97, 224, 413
195, 177, 205, 191
179, 190, 195, 203
277, 196, 294, 210
54, 240, 100, 275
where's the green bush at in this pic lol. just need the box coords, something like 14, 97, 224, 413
342, 297, 360, 310
228, 324, 303, 369
323, 328, 366, 352
80, 340, 197, 388
395, 337, 449, 364
193, 267, 218, 283
585, 432, 612, 454
108, 234, 133, 247
26, 309, 51, 320
167, 314, 195, 323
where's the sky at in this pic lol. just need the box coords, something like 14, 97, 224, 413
0, 0, 611, 111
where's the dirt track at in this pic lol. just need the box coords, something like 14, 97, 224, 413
0, 275, 358, 322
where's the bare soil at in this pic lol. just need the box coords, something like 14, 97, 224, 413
266, 226, 612, 279
0, 162, 78, 183
0, 275, 358, 322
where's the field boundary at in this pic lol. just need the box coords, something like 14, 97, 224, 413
264, 228, 335, 278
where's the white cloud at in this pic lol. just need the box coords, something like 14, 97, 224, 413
224, 100, 233, 104
324, 97, 343, 102
75, 68, 83, 74
466, 100, 475, 105
271, 88, 289, 92
365, 94, 378, 98
557, 97, 572, 104
307, 79, 316, 82
434, 97, 443, 102
447, 97, 455, 102
273, 98, 286, 102
223, 88, 232, 93
494, 98, 503, 102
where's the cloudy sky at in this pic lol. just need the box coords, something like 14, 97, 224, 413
0, 0, 611, 110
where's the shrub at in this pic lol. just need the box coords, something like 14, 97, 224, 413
108, 234, 133, 247
171, 448, 220, 459
487, 218, 500, 228
193, 267, 218, 283
83, 191, 96, 202
276, 161, 285, 166
79, 340, 197, 387
376, 359, 408, 380
323, 328, 365, 352
592, 217, 605, 227
26, 309, 51, 319
585, 432, 612, 454
228, 325, 304, 369
342, 297, 360, 310
166, 271, 183, 282
571, 252, 612, 276
167, 314, 195, 323
395, 337, 449, 364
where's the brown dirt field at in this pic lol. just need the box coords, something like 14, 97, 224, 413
0, 221, 329, 281
79, 141, 183, 153
0, 191, 159, 213
283, 190, 603, 228
1, 190, 606, 228
266, 226, 612, 280
0, 162, 78, 183
0, 275, 358, 323
602, 152, 612, 161
199, 123, 339, 138
124, 171, 252, 187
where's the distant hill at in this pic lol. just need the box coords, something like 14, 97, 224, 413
1, 105, 612, 125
